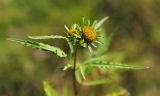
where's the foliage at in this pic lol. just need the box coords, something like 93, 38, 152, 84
8, 38, 67, 57
8, 17, 149, 96
43, 81, 58, 96
0, 0, 159, 95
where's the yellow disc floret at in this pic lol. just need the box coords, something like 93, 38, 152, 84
68, 29, 78, 36
83, 26, 96, 42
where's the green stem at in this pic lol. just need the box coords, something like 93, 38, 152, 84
73, 45, 78, 96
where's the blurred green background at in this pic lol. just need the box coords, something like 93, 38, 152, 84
0, 0, 160, 96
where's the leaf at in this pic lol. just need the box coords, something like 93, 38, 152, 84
8, 38, 67, 57
96, 32, 114, 56
87, 19, 91, 26
94, 16, 109, 30
92, 20, 98, 28
84, 66, 94, 76
76, 70, 83, 84
88, 60, 149, 70
82, 79, 111, 86
64, 25, 69, 32
63, 64, 72, 71
28, 35, 66, 40
80, 55, 104, 65
88, 45, 93, 54
43, 81, 57, 96
79, 66, 86, 80
71, 24, 77, 29
28, 35, 74, 55
82, 17, 87, 25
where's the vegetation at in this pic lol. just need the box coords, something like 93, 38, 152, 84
9, 17, 147, 96
0, 0, 159, 96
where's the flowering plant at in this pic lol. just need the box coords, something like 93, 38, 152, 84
8, 17, 148, 96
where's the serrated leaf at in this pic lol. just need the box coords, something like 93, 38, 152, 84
94, 16, 109, 30
88, 60, 149, 70
28, 35, 74, 55
84, 66, 94, 76
43, 81, 57, 96
8, 38, 67, 57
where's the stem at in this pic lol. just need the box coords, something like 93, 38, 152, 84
73, 45, 78, 96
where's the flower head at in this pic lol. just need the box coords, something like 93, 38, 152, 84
64, 16, 109, 53
83, 26, 96, 42
68, 28, 78, 36
65, 24, 81, 38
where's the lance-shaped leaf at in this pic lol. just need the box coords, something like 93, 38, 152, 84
79, 66, 86, 80
28, 35, 66, 40
43, 81, 57, 96
28, 35, 74, 55
82, 79, 112, 86
94, 16, 109, 30
8, 38, 67, 58
87, 60, 149, 70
